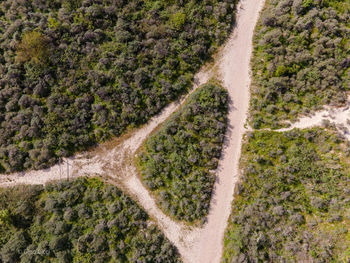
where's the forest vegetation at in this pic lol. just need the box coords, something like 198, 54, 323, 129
222, 129, 350, 262
250, 0, 350, 129
137, 82, 228, 223
0, 177, 181, 263
223, 0, 350, 261
0, 0, 237, 173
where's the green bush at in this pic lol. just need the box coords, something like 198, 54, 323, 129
16, 31, 49, 64
249, 0, 350, 128
0, 178, 181, 263
170, 12, 186, 30
0, 0, 238, 173
222, 129, 350, 262
138, 82, 228, 223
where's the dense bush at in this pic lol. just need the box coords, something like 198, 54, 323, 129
222, 129, 350, 262
16, 31, 49, 64
138, 82, 228, 223
0, 0, 238, 173
250, 0, 350, 128
0, 178, 181, 263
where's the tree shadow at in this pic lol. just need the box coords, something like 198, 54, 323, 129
215, 96, 237, 179
204, 96, 240, 221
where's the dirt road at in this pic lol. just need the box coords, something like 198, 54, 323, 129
0, 0, 265, 262
189, 0, 265, 262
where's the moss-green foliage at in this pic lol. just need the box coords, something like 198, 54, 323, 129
0, 178, 181, 263
16, 31, 49, 64
250, 0, 350, 129
0, 0, 237, 173
138, 82, 228, 223
222, 129, 350, 262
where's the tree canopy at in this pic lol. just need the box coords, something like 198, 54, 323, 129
0, 177, 181, 263
138, 82, 228, 223
250, 0, 350, 129
223, 129, 350, 262
0, 0, 237, 172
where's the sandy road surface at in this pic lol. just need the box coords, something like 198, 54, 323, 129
189, 0, 265, 262
0, 0, 265, 262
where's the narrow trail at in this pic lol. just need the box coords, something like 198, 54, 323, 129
0, 1, 265, 262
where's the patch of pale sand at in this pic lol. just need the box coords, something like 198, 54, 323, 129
0, 156, 104, 187
277, 99, 350, 139
277, 111, 329, 132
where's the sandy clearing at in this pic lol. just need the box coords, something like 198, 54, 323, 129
276, 97, 350, 139
0, 155, 103, 186
0, 0, 265, 262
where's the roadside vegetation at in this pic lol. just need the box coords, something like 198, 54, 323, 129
0, 0, 238, 173
222, 129, 350, 262
138, 82, 228, 223
250, 0, 350, 129
0, 177, 181, 263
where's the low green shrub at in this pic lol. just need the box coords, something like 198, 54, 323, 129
250, 0, 350, 128
222, 129, 350, 262
0, 0, 238, 172
138, 82, 229, 223
0, 178, 181, 263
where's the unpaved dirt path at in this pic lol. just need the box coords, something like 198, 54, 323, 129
276, 98, 350, 139
189, 0, 265, 262
0, 1, 265, 262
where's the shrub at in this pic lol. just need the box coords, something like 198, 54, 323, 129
138, 81, 228, 223
170, 12, 186, 30
16, 31, 49, 64
0, 178, 181, 262
222, 129, 350, 262
49, 236, 69, 252
250, 0, 350, 128
0, 209, 11, 226
0, 231, 29, 263
0, 0, 238, 173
